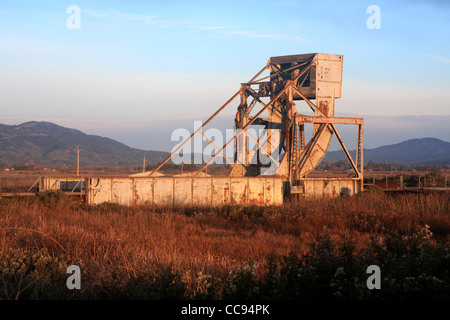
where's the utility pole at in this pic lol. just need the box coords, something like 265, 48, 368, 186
143, 155, 146, 173
74, 146, 82, 177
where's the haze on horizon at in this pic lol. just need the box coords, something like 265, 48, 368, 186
1, 0, 449, 153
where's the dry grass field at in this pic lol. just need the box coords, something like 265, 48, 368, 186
0, 170, 449, 300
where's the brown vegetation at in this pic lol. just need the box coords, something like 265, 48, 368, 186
0, 187, 448, 299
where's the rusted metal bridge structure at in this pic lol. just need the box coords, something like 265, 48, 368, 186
40, 53, 364, 206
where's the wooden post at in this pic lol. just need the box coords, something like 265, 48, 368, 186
74, 146, 82, 177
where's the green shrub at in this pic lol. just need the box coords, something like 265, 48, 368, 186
0, 248, 80, 300
221, 225, 450, 300
38, 191, 72, 209
364, 184, 384, 195
1, 225, 448, 300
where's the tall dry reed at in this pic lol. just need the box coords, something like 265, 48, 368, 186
0, 191, 448, 299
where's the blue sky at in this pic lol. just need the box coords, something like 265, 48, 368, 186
0, 0, 449, 151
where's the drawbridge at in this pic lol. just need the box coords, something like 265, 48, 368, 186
42, 53, 364, 206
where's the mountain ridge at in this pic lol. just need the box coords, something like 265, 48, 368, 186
324, 137, 450, 164
0, 121, 448, 167
0, 121, 169, 167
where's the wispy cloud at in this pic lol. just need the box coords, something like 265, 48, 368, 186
252, 33, 311, 42
413, 52, 450, 64
83, 8, 312, 42
196, 26, 227, 31
262, 2, 301, 7
83, 8, 155, 23
220, 29, 311, 42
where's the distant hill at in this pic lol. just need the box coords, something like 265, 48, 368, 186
324, 138, 450, 164
1, 122, 448, 168
0, 121, 170, 167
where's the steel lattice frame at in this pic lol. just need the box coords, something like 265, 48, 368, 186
148, 53, 364, 193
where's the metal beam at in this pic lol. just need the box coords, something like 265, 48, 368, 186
297, 123, 327, 177
193, 81, 292, 176
148, 91, 239, 176
328, 123, 360, 177
198, 131, 234, 165
296, 115, 364, 125
248, 60, 310, 84
359, 124, 364, 191
149, 63, 271, 176
291, 86, 326, 116
193, 60, 316, 176
245, 131, 280, 167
